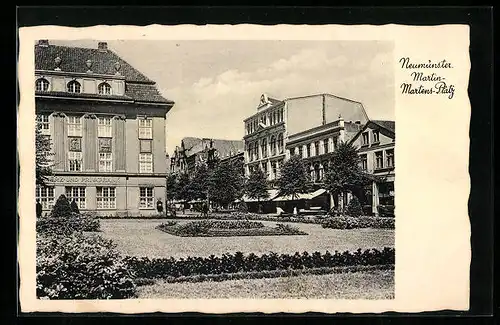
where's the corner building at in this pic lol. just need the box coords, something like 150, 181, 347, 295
34, 40, 175, 216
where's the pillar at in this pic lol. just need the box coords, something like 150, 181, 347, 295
372, 181, 380, 216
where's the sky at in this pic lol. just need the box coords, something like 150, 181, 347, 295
53, 40, 394, 155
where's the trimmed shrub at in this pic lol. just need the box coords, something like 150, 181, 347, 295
51, 194, 72, 218
345, 196, 363, 217
322, 216, 394, 229
124, 247, 395, 280
37, 212, 100, 236
70, 200, 80, 214
37, 233, 136, 299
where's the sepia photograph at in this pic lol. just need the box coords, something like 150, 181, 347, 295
33, 39, 395, 300
18, 23, 473, 314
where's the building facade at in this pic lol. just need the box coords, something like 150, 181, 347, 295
349, 120, 395, 216
169, 137, 244, 175
243, 93, 369, 182
35, 40, 174, 216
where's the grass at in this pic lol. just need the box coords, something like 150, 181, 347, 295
137, 269, 395, 299
100, 219, 395, 258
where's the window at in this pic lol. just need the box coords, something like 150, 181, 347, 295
98, 82, 112, 95
36, 114, 50, 135
333, 137, 338, 151
99, 153, 113, 172
261, 138, 267, 158
314, 141, 320, 156
68, 151, 82, 171
375, 151, 384, 169
386, 149, 394, 167
67, 116, 82, 137
65, 186, 86, 209
373, 130, 380, 143
322, 161, 329, 175
139, 153, 153, 173
97, 187, 116, 209
362, 132, 369, 146
98, 117, 113, 137
270, 135, 276, 156
306, 143, 311, 158
262, 162, 268, 175
314, 163, 321, 182
360, 154, 368, 171
323, 139, 329, 154
138, 118, 153, 139
67, 80, 81, 93
278, 108, 284, 122
36, 78, 49, 92
290, 147, 296, 156
298, 146, 303, 158
277, 133, 284, 154
36, 186, 54, 210
139, 187, 154, 209
140, 140, 152, 153
271, 161, 277, 178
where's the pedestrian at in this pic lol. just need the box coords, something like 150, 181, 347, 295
156, 199, 164, 214
202, 202, 208, 217
36, 199, 43, 218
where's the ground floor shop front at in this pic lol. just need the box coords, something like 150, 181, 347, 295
36, 174, 167, 217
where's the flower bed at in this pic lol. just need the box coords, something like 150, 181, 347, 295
322, 216, 395, 229
155, 220, 306, 237
124, 247, 395, 280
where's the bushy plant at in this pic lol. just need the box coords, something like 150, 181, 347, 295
124, 247, 395, 280
37, 233, 136, 299
321, 216, 360, 229
322, 216, 394, 229
345, 196, 363, 217
37, 212, 100, 236
51, 194, 72, 218
70, 200, 80, 214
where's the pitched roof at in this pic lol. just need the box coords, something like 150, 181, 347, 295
34, 43, 173, 105
180, 137, 244, 158
371, 120, 395, 133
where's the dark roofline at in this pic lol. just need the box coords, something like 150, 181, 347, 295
348, 120, 395, 145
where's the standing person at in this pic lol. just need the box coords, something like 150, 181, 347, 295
36, 199, 43, 218
202, 202, 208, 218
156, 199, 164, 214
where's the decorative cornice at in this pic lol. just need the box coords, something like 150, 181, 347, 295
113, 115, 126, 120
83, 114, 97, 119
52, 112, 67, 117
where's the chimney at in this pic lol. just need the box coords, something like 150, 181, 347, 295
98, 42, 108, 52
37, 40, 49, 47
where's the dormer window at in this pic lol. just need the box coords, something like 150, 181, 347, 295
362, 132, 369, 146
98, 82, 112, 95
373, 130, 380, 143
67, 80, 81, 93
35, 78, 50, 92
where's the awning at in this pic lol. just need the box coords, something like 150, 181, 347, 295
272, 189, 327, 202
235, 189, 280, 203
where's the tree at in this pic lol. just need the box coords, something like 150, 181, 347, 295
185, 162, 210, 202
166, 173, 178, 203
51, 194, 72, 218
276, 154, 310, 200
323, 141, 374, 212
245, 168, 269, 213
35, 124, 54, 186
208, 160, 244, 209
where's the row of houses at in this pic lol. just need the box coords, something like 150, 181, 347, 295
34, 40, 394, 217
167, 93, 395, 216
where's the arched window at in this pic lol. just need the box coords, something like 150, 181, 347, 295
67, 80, 81, 93
277, 133, 284, 154
270, 135, 276, 156
261, 138, 268, 158
98, 82, 112, 95
314, 163, 321, 182
35, 78, 50, 92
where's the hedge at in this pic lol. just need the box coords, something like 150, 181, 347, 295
322, 216, 395, 229
37, 212, 100, 236
124, 247, 395, 279
135, 264, 394, 285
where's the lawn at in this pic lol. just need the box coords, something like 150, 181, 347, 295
100, 219, 395, 258
137, 269, 395, 299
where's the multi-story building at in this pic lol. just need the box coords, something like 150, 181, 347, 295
243, 93, 369, 181
349, 120, 395, 216
35, 40, 174, 216
169, 137, 244, 175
